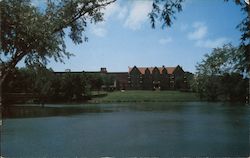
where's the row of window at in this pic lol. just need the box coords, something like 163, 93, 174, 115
128, 80, 175, 84
128, 75, 175, 78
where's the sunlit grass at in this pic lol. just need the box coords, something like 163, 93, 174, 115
91, 90, 200, 103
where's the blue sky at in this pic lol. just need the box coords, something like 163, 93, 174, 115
39, 0, 245, 73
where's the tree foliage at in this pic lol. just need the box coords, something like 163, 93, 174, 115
0, 0, 115, 84
194, 44, 247, 102
149, 0, 184, 28
3, 66, 116, 103
196, 44, 245, 75
87, 74, 104, 91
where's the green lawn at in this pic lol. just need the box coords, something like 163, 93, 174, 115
90, 90, 200, 103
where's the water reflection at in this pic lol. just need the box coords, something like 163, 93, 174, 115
2, 102, 250, 157
3, 105, 113, 118
3, 102, 248, 119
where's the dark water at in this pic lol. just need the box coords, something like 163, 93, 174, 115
1, 102, 250, 157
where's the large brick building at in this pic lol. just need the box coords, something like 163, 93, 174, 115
127, 65, 188, 90
56, 65, 190, 91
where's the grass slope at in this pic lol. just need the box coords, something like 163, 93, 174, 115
90, 90, 200, 103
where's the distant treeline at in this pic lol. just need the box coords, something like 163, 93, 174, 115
3, 65, 114, 104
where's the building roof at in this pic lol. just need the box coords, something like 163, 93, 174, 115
54, 66, 181, 75
128, 66, 177, 75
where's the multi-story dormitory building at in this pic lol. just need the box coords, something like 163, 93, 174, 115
128, 65, 188, 90
55, 65, 191, 91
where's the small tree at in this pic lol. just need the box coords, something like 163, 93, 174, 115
102, 75, 115, 91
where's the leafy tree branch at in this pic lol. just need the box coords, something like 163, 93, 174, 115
0, 0, 116, 84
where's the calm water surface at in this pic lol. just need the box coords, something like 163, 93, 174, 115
1, 102, 250, 157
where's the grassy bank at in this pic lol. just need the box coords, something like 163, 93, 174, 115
90, 90, 200, 103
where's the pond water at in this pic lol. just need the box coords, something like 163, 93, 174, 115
1, 102, 250, 157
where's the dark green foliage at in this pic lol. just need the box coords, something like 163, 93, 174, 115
219, 73, 247, 102
3, 67, 34, 93
59, 73, 87, 101
3, 67, 85, 103
32, 66, 55, 103
3, 66, 117, 103
86, 74, 104, 91
102, 75, 115, 91
194, 44, 247, 102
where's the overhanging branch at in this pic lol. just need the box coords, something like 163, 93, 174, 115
53, 0, 116, 33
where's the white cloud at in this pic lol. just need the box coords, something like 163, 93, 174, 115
159, 37, 173, 45
187, 21, 230, 48
195, 37, 229, 48
124, 1, 152, 30
103, 2, 119, 19
188, 22, 207, 40
91, 27, 107, 37
91, 2, 128, 37
91, 1, 154, 36
102, 2, 128, 21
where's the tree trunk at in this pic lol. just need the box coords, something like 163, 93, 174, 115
248, 72, 250, 104
0, 66, 2, 156
0, 71, 7, 106
248, 2, 250, 104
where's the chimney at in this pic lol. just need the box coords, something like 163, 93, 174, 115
100, 67, 107, 73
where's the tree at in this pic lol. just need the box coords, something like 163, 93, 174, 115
3, 67, 35, 93
194, 44, 247, 102
32, 65, 55, 104
220, 73, 247, 101
59, 72, 86, 101
2, 65, 56, 104
0, 0, 115, 107
102, 75, 115, 91
0, 0, 115, 84
87, 74, 104, 92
